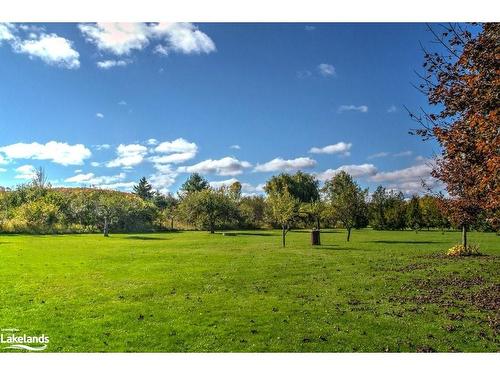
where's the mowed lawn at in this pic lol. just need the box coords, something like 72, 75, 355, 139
0, 229, 498, 352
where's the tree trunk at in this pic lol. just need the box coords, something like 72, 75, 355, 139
462, 224, 467, 249
347, 227, 351, 242
103, 217, 109, 237
282, 225, 286, 248
170, 217, 174, 230
316, 217, 321, 230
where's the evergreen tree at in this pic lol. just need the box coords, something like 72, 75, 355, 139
133, 177, 154, 200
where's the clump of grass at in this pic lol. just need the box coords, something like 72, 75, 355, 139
446, 243, 482, 256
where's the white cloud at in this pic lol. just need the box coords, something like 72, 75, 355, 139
155, 138, 197, 154
0, 23, 16, 43
0, 168, 6, 173
97, 59, 130, 69
368, 152, 389, 160
209, 178, 239, 189
316, 163, 377, 181
91, 162, 101, 167
387, 105, 397, 113
149, 152, 196, 165
151, 22, 216, 55
338, 105, 368, 113
79, 22, 216, 57
106, 144, 147, 168
309, 142, 352, 156
151, 138, 198, 165
230, 144, 241, 150
146, 138, 158, 146
65, 172, 126, 185
370, 163, 432, 183
368, 161, 441, 195
0, 141, 91, 166
254, 157, 316, 172
14, 164, 36, 179
0, 153, 8, 165
118, 100, 127, 106
178, 157, 252, 176
96, 112, 104, 118
149, 164, 178, 193
79, 23, 150, 55
13, 33, 80, 69
209, 178, 265, 196
95, 144, 110, 150
318, 63, 336, 77
393, 150, 413, 157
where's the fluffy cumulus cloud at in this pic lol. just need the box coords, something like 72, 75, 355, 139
149, 164, 178, 193
316, 163, 377, 181
337, 105, 368, 113
254, 157, 316, 173
369, 162, 439, 195
12, 33, 80, 69
106, 144, 148, 169
0, 141, 91, 166
151, 138, 198, 164
318, 63, 336, 77
309, 142, 352, 156
178, 157, 252, 176
0, 23, 80, 69
14, 164, 36, 179
78, 22, 215, 62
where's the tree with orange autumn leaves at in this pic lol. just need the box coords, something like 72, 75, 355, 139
411, 23, 499, 248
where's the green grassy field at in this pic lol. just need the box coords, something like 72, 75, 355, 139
0, 229, 498, 352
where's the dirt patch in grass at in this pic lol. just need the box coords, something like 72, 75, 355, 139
393, 274, 500, 336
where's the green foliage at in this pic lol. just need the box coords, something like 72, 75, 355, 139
177, 188, 239, 233
179, 173, 210, 197
264, 171, 319, 203
238, 195, 267, 229
133, 177, 154, 200
323, 171, 368, 240
406, 195, 423, 232
266, 188, 300, 247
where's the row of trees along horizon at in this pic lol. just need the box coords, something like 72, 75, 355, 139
0, 23, 498, 249
0, 168, 496, 247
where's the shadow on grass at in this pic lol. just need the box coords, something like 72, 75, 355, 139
226, 232, 275, 237
370, 240, 445, 244
126, 236, 170, 241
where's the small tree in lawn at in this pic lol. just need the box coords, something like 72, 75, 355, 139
153, 191, 178, 230
133, 177, 154, 200
323, 171, 368, 241
406, 195, 423, 233
267, 188, 299, 247
95, 191, 122, 237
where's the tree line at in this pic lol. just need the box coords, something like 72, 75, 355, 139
1, 168, 495, 246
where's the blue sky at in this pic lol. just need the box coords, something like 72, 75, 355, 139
0, 22, 443, 195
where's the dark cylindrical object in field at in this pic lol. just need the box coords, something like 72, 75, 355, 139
311, 229, 321, 246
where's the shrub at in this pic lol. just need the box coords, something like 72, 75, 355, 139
446, 244, 482, 256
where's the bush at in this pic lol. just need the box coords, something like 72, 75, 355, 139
446, 244, 482, 256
